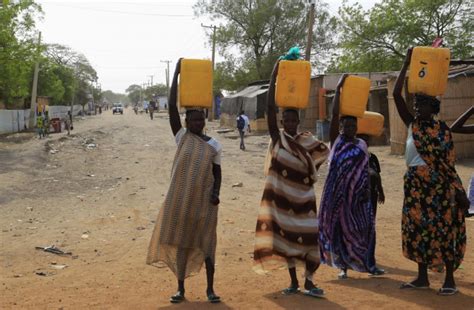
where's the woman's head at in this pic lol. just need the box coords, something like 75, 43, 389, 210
185, 109, 206, 135
281, 108, 299, 136
340, 115, 357, 139
414, 94, 440, 120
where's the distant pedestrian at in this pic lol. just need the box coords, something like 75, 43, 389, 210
43, 113, 50, 138
63, 111, 72, 135
36, 115, 44, 139
149, 99, 156, 120
143, 101, 149, 114
236, 111, 250, 150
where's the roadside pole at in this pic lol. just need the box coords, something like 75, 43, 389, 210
302, 1, 316, 123
160, 60, 171, 100
28, 32, 42, 129
305, 1, 316, 61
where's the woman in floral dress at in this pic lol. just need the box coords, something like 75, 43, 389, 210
393, 48, 469, 296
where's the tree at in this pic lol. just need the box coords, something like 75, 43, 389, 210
0, 0, 42, 108
102, 90, 129, 105
213, 57, 260, 93
330, 0, 473, 72
144, 83, 168, 99
126, 84, 142, 104
36, 59, 73, 105
43, 44, 98, 108
194, 0, 338, 91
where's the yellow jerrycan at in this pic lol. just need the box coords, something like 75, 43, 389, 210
357, 111, 384, 137
340, 75, 370, 118
179, 59, 213, 108
408, 47, 450, 97
275, 60, 311, 109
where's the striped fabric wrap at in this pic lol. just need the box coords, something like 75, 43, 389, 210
254, 131, 329, 274
319, 135, 375, 273
146, 131, 218, 280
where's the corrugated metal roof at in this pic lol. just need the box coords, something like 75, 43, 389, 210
448, 64, 474, 78
226, 84, 269, 99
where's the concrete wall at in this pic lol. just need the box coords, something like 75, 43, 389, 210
0, 105, 82, 134
48, 105, 83, 119
0, 109, 30, 134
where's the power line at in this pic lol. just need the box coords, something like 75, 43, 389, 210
42, 1, 191, 5
96, 65, 166, 69
45, 3, 194, 17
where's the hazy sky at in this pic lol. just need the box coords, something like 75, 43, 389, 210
36, 0, 379, 93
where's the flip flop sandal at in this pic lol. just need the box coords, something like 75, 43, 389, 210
438, 287, 458, 296
369, 268, 386, 277
303, 287, 325, 298
207, 293, 221, 303
281, 287, 300, 295
399, 282, 429, 290
338, 271, 348, 279
170, 292, 185, 304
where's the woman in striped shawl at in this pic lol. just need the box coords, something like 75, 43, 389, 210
318, 74, 384, 279
146, 59, 222, 304
253, 60, 329, 298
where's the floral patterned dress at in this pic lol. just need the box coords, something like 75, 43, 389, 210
402, 119, 467, 271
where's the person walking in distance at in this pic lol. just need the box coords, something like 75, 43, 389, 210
63, 111, 72, 135
236, 110, 250, 150
149, 98, 156, 120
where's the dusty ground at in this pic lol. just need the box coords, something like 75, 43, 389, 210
1, 109, 473, 310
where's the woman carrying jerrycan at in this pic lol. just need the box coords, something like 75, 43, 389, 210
253, 57, 330, 298
394, 48, 469, 296
146, 58, 223, 304
318, 74, 385, 280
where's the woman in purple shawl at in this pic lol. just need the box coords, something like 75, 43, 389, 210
318, 75, 384, 278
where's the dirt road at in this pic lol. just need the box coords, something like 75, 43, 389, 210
1, 109, 473, 309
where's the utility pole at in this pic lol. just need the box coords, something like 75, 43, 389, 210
302, 1, 316, 127
201, 23, 217, 121
142, 83, 147, 100
161, 60, 171, 98
305, 1, 316, 61
28, 32, 41, 129
148, 75, 154, 86
70, 84, 75, 115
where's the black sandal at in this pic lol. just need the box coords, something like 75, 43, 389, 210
170, 291, 185, 304
281, 286, 300, 295
207, 293, 221, 303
